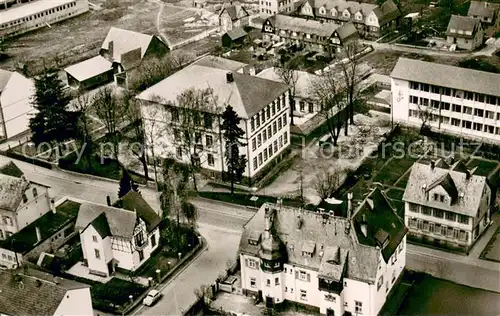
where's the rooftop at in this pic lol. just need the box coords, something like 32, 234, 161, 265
403, 160, 489, 216
121, 191, 162, 233
446, 15, 481, 38
225, 27, 247, 40
0, 0, 75, 25
0, 200, 81, 253
136, 65, 290, 119
0, 270, 88, 316
267, 14, 340, 37
256, 67, 320, 100
0, 69, 13, 92
64, 56, 113, 82
0, 160, 24, 178
391, 57, 500, 98
0, 174, 29, 211
220, 3, 248, 20
101, 27, 156, 64
468, 1, 499, 19
240, 188, 406, 283
303, 0, 377, 16
192, 55, 248, 72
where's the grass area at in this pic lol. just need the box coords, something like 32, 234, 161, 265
136, 250, 180, 279
480, 227, 500, 263
91, 278, 147, 313
198, 191, 311, 209
0, 0, 158, 76
386, 188, 405, 201
372, 157, 418, 186
466, 158, 500, 177
159, 6, 218, 44
398, 274, 500, 315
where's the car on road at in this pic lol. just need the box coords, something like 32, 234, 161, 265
143, 290, 162, 306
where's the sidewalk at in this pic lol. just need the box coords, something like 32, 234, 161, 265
469, 212, 500, 259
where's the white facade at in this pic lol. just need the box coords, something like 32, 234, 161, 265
391, 73, 500, 145
53, 287, 93, 316
0, 0, 89, 38
0, 71, 35, 139
240, 237, 405, 315
0, 180, 51, 240
80, 219, 160, 277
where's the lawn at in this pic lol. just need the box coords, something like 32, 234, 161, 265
398, 274, 500, 315
0, 0, 159, 76
159, 6, 219, 44
198, 191, 308, 209
91, 278, 147, 314
136, 250, 180, 280
372, 156, 418, 186
466, 158, 499, 177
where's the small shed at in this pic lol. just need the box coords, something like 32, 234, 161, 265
222, 27, 248, 47
64, 56, 114, 90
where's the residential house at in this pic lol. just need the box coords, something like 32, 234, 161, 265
262, 15, 359, 54
239, 187, 407, 315
403, 160, 492, 252
467, 1, 499, 25
192, 54, 255, 75
0, 197, 79, 270
390, 58, 500, 144
0, 69, 35, 140
0, 171, 52, 240
0, 0, 89, 38
64, 55, 114, 90
75, 191, 161, 277
136, 63, 291, 186
260, 0, 295, 16
0, 270, 93, 315
219, 2, 250, 34
100, 27, 169, 86
222, 27, 248, 47
446, 15, 484, 50
296, 0, 401, 39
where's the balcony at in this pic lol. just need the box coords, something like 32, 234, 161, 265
318, 277, 343, 294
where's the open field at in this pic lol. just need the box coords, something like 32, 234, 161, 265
0, 0, 159, 75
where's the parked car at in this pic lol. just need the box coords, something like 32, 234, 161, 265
143, 290, 162, 306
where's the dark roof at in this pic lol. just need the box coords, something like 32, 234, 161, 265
76, 203, 137, 239
121, 191, 162, 232
0, 161, 24, 178
0, 174, 29, 212
434, 158, 450, 169
0, 200, 80, 253
451, 160, 470, 173
266, 14, 339, 38
220, 4, 248, 21
192, 55, 247, 72
428, 173, 459, 203
0, 271, 67, 315
390, 58, 500, 98
137, 65, 290, 119
375, 0, 401, 26
335, 21, 359, 41
468, 1, 499, 19
352, 188, 407, 262
90, 213, 111, 238
225, 27, 248, 40
446, 15, 481, 38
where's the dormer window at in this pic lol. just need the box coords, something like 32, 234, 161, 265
450, 28, 456, 33
331, 8, 337, 16
319, 6, 326, 14
22, 194, 28, 203
32, 188, 38, 198
458, 30, 464, 34
134, 231, 145, 247
301, 251, 313, 257
433, 193, 445, 203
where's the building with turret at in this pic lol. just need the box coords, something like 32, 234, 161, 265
238, 187, 408, 315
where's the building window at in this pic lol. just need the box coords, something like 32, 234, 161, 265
205, 135, 213, 148
300, 290, 307, 300
377, 275, 383, 291
273, 122, 277, 134
458, 214, 469, 224
422, 206, 432, 215
325, 294, 336, 302
151, 234, 157, 247
253, 158, 257, 170
251, 118, 255, 131
267, 279, 271, 286
275, 277, 280, 285
256, 114, 260, 127
257, 134, 262, 147
445, 212, 456, 221
176, 147, 182, 158
204, 114, 213, 129
264, 150, 268, 161
355, 301, 363, 314
284, 132, 288, 144
207, 154, 214, 166
250, 277, 256, 288
258, 153, 263, 166
95, 249, 100, 259
138, 250, 144, 261
135, 231, 145, 247
248, 259, 258, 268
252, 138, 256, 151
274, 140, 278, 153
33, 188, 38, 198
92, 235, 98, 242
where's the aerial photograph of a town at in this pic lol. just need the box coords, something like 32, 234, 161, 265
0, 0, 499, 315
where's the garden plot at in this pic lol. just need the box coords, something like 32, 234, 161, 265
159, 7, 219, 45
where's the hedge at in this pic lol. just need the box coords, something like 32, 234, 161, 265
3, 150, 53, 169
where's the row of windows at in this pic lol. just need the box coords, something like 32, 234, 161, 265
409, 82, 499, 105
170, 108, 213, 130
296, 101, 315, 113
173, 130, 214, 147
250, 96, 286, 132
410, 96, 500, 119
409, 218, 470, 241
251, 113, 287, 151
0, 229, 13, 240
408, 110, 500, 135
1, 252, 15, 262
252, 132, 287, 170
408, 203, 470, 224
0, 2, 76, 29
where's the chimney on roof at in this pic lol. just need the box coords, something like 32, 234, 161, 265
431, 160, 435, 170
347, 192, 353, 220
264, 208, 272, 239
108, 41, 114, 56
360, 223, 368, 237
226, 72, 234, 83
296, 215, 303, 230
35, 226, 41, 244
466, 171, 471, 180
106, 196, 111, 206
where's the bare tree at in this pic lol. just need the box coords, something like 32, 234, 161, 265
338, 40, 364, 129
311, 71, 347, 146
275, 61, 299, 126
73, 89, 93, 168
417, 101, 436, 134
313, 168, 340, 200
166, 87, 219, 191
124, 93, 149, 181
129, 56, 173, 92
140, 96, 163, 184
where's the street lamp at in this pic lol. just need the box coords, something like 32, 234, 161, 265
156, 269, 161, 283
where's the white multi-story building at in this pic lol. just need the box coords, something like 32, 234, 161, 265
0, 0, 89, 38
391, 57, 500, 144
136, 59, 291, 186
0, 171, 52, 240
75, 191, 161, 277
403, 159, 492, 252
239, 188, 407, 316
260, 0, 294, 16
